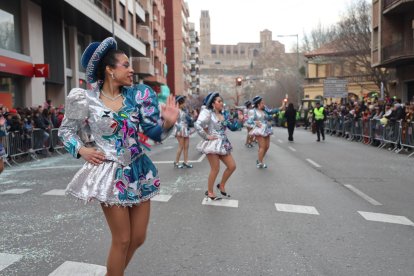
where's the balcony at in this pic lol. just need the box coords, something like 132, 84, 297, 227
131, 57, 154, 76
383, 0, 414, 14
382, 40, 414, 66
137, 26, 152, 44
87, 0, 111, 16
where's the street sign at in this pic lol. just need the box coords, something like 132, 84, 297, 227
34, 64, 49, 78
323, 78, 348, 98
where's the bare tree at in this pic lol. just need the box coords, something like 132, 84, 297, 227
301, 23, 339, 53
336, 0, 390, 94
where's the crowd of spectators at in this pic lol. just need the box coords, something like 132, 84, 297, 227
0, 100, 64, 136
321, 96, 414, 148
323, 96, 414, 126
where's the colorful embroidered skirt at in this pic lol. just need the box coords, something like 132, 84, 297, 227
66, 154, 160, 206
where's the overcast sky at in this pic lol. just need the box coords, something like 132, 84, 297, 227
185, 0, 363, 52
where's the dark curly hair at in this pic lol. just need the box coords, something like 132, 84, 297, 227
208, 94, 221, 109
96, 49, 126, 81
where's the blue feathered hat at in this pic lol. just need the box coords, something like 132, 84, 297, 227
204, 92, 219, 108
252, 96, 263, 105
81, 37, 118, 84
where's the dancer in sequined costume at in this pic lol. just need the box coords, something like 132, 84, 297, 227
195, 92, 242, 200
173, 95, 193, 168
58, 37, 178, 275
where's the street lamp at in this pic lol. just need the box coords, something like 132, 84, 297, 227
277, 34, 300, 105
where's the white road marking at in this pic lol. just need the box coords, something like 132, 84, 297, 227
3, 154, 207, 172
275, 203, 320, 215
277, 139, 283, 143
344, 185, 382, 206
42, 189, 66, 196
48, 261, 106, 276
4, 165, 82, 172
154, 154, 206, 164
306, 158, 321, 168
288, 146, 296, 152
151, 194, 172, 202
202, 198, 239, 208
0, 189, 32, 195
358, 211, 414, 226
0, 253, 23, 271
162, 146, 174, 150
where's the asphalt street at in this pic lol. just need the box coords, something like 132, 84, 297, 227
1, 127, 413, 276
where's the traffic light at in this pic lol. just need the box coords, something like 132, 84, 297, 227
236, 77, 242, 86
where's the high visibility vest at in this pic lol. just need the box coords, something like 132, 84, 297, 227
314, 107, 325, 120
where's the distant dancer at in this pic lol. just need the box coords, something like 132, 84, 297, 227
195, 92, 242, 200
244, 100, 254, 148
173, 95, 193, 169
247, 96, 279, 168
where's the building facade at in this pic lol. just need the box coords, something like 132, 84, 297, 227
0, 0, 167, 108
371, 0, 414, 102
188, 22, 200, 95
304, 41, 379, 103
164, 0, 192, 96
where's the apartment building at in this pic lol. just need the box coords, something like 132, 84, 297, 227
164, 0, 192, 96
0, 0, 167, 108
372, 0, 414, 102
188, 22, 200, 95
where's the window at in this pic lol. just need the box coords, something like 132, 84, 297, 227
119, 4, 125, 27
0, 1, 22, 53
77, 34, 87, 73
128, 12, 133, 33
64, 27, 71, 69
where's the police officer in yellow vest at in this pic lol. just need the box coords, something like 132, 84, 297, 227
312, 102, 326, 142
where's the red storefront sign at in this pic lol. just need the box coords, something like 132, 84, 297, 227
0, 56, 49, 78
34, 64, 49, 78
0, 55, 34, 77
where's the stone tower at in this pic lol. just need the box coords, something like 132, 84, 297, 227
200, 10, 211, 59
260, 29, 272, 49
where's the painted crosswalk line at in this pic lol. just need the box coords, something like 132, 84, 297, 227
151, 194, 172, 202
42, 189, 66, 196
306, 158, 321, 168
358, 211, 414, 226
48, 261, 106, 276
202, 198, 239, 208
0, 189, 32, 195
275, 203, 320, 215
0, 253, 23, 271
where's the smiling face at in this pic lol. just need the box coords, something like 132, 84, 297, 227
212, 96, 224, 112
108, 54, 134, 86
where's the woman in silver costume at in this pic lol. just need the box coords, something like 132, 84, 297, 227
173, 95, 193, 168
58, 37, 178, 275
243, 100, 255, 148
247, 96, 279, 168
195, 92, 242, 200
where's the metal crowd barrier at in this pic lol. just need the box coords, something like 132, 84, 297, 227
50, 128, 65, 154
399, 121, 414, 156
0, 128, 64, 166
323, 116, 414, 157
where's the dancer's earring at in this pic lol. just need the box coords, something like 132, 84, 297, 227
110, 73, 115, 80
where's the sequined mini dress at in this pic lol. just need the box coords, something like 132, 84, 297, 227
174, 109, 191, 137
246, 108, 277, 137
58, 84, 171, 206
194, 108, 241, 155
